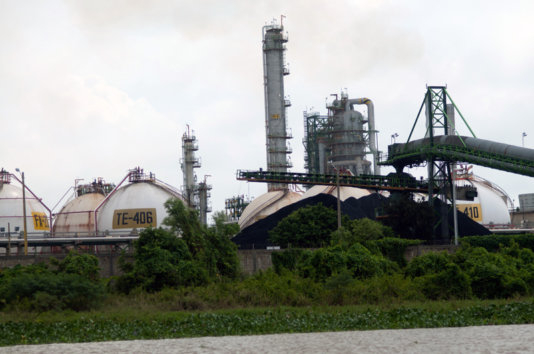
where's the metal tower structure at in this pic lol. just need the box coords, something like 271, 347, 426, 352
303, 111, 330, 175
387, 85, 477, 242
262, 20, 292, 191
424, 87, 455, 239
197, 175, 212, 226
225, 195, 250, 222
180, 127, 213, 225
181, 127, 200, 209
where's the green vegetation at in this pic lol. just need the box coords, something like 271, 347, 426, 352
2, 301, 534, 346
462, 234, 534, 252
269, 203, 343, 248
3, 199, 534, 346
116, 198, 239, 293
0, 253, 105, 312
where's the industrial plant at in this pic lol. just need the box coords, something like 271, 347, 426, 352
2, 19, 534, 255
0, 125, 213, 254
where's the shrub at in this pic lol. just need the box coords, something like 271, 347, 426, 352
416, 263, 472, 300
453, 246, 528, 299
348, 218, 394, 242
51, 252, 101, 281
271, 248, 305, 273
269, 203, 340, 248
294, 244, 397, 283
364, 237, 422, 267
345, 243, 398, 279
405, 251, 452, 278
0, 266, 105, 311
235, 269, 320, 307
297, 247, 347, 282
461, 234, 534, 252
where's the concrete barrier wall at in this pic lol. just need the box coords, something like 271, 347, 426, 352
237, 249, 275, 275
0, 245, 460, 277
0, 253, 132, 278
403, 244, 459, 261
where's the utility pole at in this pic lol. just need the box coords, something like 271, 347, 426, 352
16, 168, 28, 255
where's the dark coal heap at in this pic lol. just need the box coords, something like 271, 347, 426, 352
231, 193, 490, 249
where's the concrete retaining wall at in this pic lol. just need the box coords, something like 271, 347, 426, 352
0, 245, 460, 277
0, 253, 131, 278
403, 244, 459, 261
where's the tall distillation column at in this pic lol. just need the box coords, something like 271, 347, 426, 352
181, 128, 200, 209
197, 176, 212, 226
262, 21, 292, 191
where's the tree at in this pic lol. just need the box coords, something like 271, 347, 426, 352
269, 203, 340, 248
117, 198, 240, 293
51, 251, 101, 282
210, 211, 240, 238
331, 218, 395, 248
164, 199, 239, 279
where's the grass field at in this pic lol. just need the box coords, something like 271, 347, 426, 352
2, 298, 534, 346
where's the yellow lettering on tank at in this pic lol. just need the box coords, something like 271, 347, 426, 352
456, 203, 483, 222
32, 212, 50, 231
112, 208, 157, 229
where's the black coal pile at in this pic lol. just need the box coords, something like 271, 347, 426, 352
231, 192, 490, 249
231, 193, 365, 249
440, 199, 491, 237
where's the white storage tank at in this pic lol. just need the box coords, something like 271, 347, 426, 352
53, 179, 114, 236
95, 168, 184, 234
0, 169, 50, 236
455, 168, 512, 227
238, 190, 301, 230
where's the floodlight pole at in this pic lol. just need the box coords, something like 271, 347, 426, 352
16, 169, 28, 255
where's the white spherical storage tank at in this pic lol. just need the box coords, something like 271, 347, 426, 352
455, 171, 512, 226
95, 170, 183, 234
53, 180, 114, 236
238, 190, 301, 230
54, 193, 104, 235
0, 170, 50, 237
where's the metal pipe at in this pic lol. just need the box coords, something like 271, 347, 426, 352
347, 98, 380, 174
336, 169, 341, 230
93, 172, 131, 234
17, 171, 28, 255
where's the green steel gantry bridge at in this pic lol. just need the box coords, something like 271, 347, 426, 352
236, 169, 433, 193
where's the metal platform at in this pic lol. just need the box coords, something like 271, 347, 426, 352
237, 170, 433, 193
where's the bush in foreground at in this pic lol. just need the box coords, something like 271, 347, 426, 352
0, 253, 105, 312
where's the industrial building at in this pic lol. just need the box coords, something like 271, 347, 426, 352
303, 93, 380, 176
233, 21, 534, 246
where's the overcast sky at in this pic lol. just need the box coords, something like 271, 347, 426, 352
2, 0, 534, 218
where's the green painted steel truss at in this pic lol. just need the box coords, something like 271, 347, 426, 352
236, 170, 436, 193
